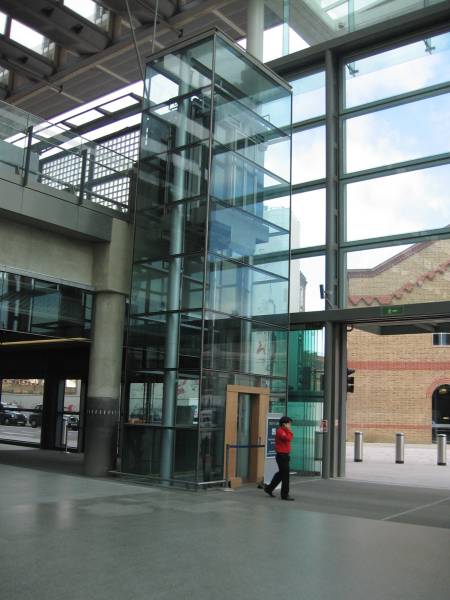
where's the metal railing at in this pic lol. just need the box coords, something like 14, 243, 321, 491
0, 100, 138, 218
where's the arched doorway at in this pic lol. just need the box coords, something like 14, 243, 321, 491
432, 384, 450, 441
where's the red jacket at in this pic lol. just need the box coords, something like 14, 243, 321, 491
275, 426, 294, 454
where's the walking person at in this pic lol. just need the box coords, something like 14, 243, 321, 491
264, 416, 295, 501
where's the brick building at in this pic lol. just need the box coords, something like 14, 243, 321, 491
347, 240, 450, 443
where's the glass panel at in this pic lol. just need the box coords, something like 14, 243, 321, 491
0, 378, 44, 445
209, 200, 289, 267
236, 393, 252, 479
0, 110, 28, 178
213, 89, 290, 182
206, 255, 288, 322
345, 31, 450, 108
345, 164, 450, 241
291, 188, 326, 249
176, 376, 199, 426
203, 312, 288, 377
199, 430, 224, 482
290, 71, 326, 123
211, 146, 290, 228
138, 142, 208, 206
134, 197, 207, 263
345, 239, 450, 308
121, 425, 162, 475
128, 312, 203, 372
0, 273, 33, 332
292, 126, 326, 184
173, 428, 198, 481
345, 93, 450, 173
214, 37, 292, 131
288, 328, 325, 475
131, 255, 204, 316
142, 88, 211, 158
30, 283, 92, 338
127, 381, 163, 424
290, 256, 326, 312
145, 37, 213, 107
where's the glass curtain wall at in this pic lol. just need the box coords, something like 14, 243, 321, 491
341, 29, 450, 309
123, 32, 292, 484
289, 70, 326, 314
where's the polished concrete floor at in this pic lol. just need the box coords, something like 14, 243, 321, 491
1, 447, 450, 600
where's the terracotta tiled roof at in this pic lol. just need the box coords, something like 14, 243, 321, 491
348, 258, 450, 306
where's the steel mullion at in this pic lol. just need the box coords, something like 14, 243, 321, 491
341, 152, 450, 184
342, 80, 450, 120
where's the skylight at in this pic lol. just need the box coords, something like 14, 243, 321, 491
102, 96, 139, 113
64, 0, 110, 30
0, 11, 7, 35
66, 109, 103, 126
10, 19, 54, 59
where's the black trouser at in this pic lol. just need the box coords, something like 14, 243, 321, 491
267, 453, 290, 499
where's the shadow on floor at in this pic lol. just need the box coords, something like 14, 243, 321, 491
0, 444, 84, 476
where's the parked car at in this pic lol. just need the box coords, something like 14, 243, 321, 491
28, 404, 43, 428
65, 415, 79, 431
0, 408, 27, 426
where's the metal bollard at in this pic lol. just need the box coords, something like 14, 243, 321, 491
437, 434, 447, 466
354, 431, 363, 462
395, 432, 404, 464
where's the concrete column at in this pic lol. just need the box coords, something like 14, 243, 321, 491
84, 291, 126, 476
85, 217, 132, 476
247, 0, 264, 61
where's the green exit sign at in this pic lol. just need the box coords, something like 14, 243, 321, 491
381, 306, 404, 316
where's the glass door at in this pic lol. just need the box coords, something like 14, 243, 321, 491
236, 393, 252, 481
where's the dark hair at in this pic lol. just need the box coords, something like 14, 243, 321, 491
279, 416, 292, 426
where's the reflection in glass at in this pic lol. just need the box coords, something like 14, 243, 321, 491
206, 255, 288, 321
290, 256, 325, 312
122, 425, 162, 475
345, 165, 450, 241
215, 37, 292, 130
290, 71, 325, 123
173, 428, 198, 480
127, 312, 203, 372
291, 188, 326, 249
345, 31, 450, 108
142, 89, 211, 158
214, 90, 290, 181
209, 201, 289, 268
346, 239, 450, 308
292, 126, 326, 184
131, 255, 204, 316
138, 143, 208, 207
199, 430, 224, 481
0, 272, 92, 338
203, 312, 288, 376
345, 93, 450, 173
145, 38, 213, 107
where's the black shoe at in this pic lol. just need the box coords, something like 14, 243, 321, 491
264, 485, 275, 498
281, 496, 295, 501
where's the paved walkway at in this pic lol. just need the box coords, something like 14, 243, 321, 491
345, 443, 450, 489
1, 447, 450, 600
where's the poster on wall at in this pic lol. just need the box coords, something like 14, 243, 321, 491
250, 330, 273, 375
